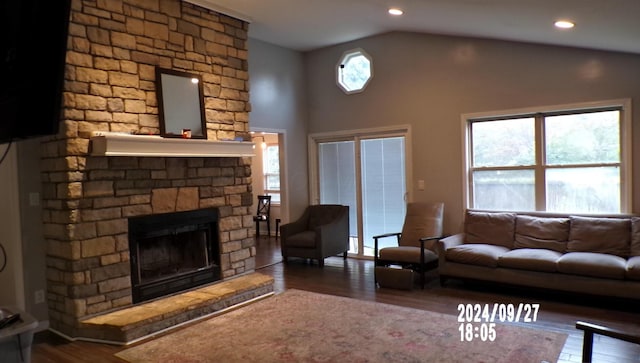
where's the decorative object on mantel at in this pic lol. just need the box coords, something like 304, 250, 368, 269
89, 131, 255, 158
155, 67, 207, 139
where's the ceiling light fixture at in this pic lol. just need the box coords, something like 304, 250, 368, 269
554, 20, 575, 29
388, 8, 403, 16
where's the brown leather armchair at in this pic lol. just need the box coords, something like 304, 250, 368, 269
374, 202, 444, 289
280, 204, 349, 267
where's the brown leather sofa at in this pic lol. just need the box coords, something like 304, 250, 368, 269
438, 210, 640, 300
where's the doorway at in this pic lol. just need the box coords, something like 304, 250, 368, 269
251, 131, 286, 268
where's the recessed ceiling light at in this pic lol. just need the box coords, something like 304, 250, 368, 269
388, 8, 403, 16
554, 20, 575, 29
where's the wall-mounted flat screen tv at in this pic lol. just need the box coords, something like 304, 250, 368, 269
0, 0, 71, 144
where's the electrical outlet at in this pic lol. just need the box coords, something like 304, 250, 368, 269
35, 289, 45, 304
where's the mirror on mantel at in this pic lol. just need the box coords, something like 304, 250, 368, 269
155, 67, 207, 139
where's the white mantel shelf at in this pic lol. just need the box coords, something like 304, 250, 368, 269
89, 132, 255, 157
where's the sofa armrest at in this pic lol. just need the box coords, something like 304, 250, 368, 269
280, 218, 308, 246
437, 233, 464, 264
438, 233, 464, 249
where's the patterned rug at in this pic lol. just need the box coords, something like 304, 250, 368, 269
116, 289, 567, 363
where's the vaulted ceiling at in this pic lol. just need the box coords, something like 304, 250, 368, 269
189, 0, 640, 54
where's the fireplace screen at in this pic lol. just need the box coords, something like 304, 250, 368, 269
128, 208, 220, 303
138, 228, 209, 283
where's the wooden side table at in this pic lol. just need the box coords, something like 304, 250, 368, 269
0, 308, 38, 363
576, 321, 640, 363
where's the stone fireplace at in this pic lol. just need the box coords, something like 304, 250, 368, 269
40, 0, 264, 339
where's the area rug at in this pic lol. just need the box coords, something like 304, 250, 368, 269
116, 289, 567, 363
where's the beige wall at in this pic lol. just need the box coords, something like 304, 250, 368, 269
17, 139, 48, 321
0, 138, 48, 323
303, 31, 640, 234
0, 145, 25, 309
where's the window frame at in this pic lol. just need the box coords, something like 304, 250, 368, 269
262, 143, 280, 205
462, 99, 632, 214
336, 48, 373, 94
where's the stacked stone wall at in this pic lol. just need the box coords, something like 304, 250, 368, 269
41, 0, 253, 336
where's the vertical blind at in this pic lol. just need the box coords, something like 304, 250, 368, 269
318, 136, 406, 254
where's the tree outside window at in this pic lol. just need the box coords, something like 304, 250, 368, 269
467, 105, 628, 214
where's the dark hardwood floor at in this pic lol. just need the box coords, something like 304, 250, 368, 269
31, 235, 640, 362
255, 234, 283, 269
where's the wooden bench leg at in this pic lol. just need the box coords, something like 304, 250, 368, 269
582, 330, 594, 363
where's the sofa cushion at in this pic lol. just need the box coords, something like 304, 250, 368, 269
626, 256, 640, 281
497, 248, 562, 272
557, 252, 627, 280
567, 216, 631, 257
631, 217, 640, 257
379, 246, 437, 264
445, 244, 510, 268
284, 231, 316, 248
514, 215, 569, 253
464, 211, 516, 248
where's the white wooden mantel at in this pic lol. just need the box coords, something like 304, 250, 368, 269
89, 132, 255, 157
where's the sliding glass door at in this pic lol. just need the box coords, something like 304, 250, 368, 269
318, 140, 358, 252
360, 137, 406, 255
315, 132, 408, 257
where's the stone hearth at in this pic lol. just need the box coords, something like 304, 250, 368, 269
40, 0, 267, 339
79, 272, 274, 344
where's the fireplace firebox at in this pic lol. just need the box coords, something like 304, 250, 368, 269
128, 208, 221, 303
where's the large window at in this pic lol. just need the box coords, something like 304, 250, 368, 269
465, 100, 631, 214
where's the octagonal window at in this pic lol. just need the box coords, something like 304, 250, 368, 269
337, 48, 373, 94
